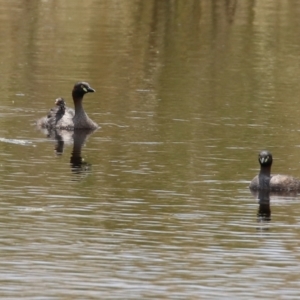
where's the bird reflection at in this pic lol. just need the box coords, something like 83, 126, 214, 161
250, 188, 299, 229
256, 189, 271, 222
40, 127, 97, 177
70, 129, 95, 175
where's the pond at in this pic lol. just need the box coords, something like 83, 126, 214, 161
1, 0, 300, 299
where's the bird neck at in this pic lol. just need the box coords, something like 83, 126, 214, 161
258, 165, 271, 190
71, 92, 98, 129
73, 95, 85, 115
259, 165, 271, 177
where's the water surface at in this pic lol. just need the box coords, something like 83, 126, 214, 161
1, 1, 300, 299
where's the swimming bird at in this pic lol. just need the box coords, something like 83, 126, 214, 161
36, 97, 67, 129
37, 82, 98, 130
249, 150, 300, 192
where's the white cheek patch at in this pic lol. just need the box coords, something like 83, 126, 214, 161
83, 87, 87, 92
260, 156, 269, 163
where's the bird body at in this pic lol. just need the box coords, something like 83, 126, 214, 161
249, 150, 300, 192
37, 82, 98, 130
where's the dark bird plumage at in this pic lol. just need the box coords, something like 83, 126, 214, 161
249, 150, 300, 192
37, 82, 98, 130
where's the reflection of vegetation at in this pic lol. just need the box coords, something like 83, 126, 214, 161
2, 0, 300, 189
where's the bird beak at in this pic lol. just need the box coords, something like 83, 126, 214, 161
87, 87, 95, 93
